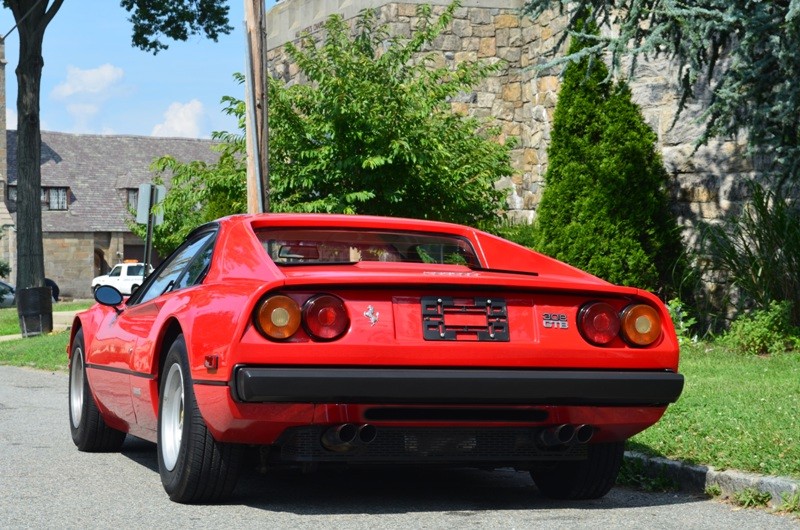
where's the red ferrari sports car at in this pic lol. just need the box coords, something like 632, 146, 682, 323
68, 214, 683, 503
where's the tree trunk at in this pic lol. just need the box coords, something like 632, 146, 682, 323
15, 21, 45, 290
8, 0, 64, 291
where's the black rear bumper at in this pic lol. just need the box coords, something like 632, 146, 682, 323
232, 367, 684, 406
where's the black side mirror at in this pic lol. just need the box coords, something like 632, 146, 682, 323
94, 285, 124, 311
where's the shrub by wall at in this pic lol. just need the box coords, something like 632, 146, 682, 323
534, 26, 685, 293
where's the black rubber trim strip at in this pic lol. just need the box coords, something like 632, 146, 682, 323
85, 363, 154, 380
233, 367, 684, 406
193, 379, 229, 386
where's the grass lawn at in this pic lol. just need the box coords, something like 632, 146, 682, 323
0, 331, 71, 371
0, 301, 93, 336
1, 328, 798, 480
629, 342, 800, 479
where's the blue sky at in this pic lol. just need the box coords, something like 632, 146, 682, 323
1, 1, 278, 139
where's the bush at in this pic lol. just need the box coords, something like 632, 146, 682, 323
701, 181, 800, 327
666, 298, 698, 345
721, 301, 800, 355
533, 23, 687, 295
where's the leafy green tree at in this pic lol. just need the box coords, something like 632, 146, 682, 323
269, 3, 512, 223
534, 25, 685, 292
4, 0, 231, 293
140, 2, 515, 254
522, 0, 800, 187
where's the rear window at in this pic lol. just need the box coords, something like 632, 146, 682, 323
256, 228, 480, 267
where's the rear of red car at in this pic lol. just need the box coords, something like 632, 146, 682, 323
192, 218, 682, 499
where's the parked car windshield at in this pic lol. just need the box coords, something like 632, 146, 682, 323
257, 228, 481, 267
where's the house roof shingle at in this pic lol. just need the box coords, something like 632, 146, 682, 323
6, 130, 219, 232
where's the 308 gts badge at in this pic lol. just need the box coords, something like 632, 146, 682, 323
543, 312, 569, 329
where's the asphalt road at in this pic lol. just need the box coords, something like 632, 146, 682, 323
1, 365, 796, 529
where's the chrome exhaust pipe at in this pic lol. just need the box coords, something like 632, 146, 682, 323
321, 423, 358, 452
539, 424, 576, 447
357, 424, 377, 445
575, 424, 594, 444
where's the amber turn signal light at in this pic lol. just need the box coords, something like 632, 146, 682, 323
620, 304, 662, 346
256, 295, 302, 340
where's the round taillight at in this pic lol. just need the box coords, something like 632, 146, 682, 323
256, 295, 301, 340
303, 294, 349, 341
578, 302, 620, 346
620, 304, 662, 346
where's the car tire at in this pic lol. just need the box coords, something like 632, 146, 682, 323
157, 335, 243, 503
69, 329, 126, 452
530, 441, 625, 500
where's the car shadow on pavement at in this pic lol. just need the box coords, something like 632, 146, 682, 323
235, 465, 702, 514
120, 435, 158, 473
118, 435, 704, 513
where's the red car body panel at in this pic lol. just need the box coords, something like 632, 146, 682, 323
70, 214, 682, 459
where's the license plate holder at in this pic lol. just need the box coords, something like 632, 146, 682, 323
421, 296, 509, 341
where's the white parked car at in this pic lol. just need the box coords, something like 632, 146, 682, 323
91, 262, 151, 295
0, 280, 14, 308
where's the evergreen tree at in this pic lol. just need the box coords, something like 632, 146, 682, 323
535, 26, 685, 292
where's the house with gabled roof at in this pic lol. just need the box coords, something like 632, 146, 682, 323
2, 131, 218, 299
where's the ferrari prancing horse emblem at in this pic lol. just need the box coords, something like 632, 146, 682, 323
364, 305, 379, 326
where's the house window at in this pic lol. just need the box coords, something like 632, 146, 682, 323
6, 186, 68, 210
127, 188, 139, 210
41, 187, 69, 210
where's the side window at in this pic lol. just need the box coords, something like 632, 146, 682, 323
173, 238, 214, 291
131, 232, 215, 305
108, 266, 121, 278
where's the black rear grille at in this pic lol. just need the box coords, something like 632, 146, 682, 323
363, 407, 548, 422
274, 427, 587, 464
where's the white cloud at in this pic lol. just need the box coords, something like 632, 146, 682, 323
151, 100, 205, 138
52, 64, 124, 100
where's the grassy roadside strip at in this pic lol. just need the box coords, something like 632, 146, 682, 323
0, 332, 71, 371
1, 327, 798, 481
0, 302, 92, 335
629, 342, 800, 480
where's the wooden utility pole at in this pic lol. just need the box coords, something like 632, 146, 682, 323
244, 0, 270, 213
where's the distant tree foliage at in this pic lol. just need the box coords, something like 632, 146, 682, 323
268, 2, 512, 223
132, 135, 246, 256
534, 24, 685, 293
140, 2, 515, 254
523, 0, 800, 186
120, 0, 232, 54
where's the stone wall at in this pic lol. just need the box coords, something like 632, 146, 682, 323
43, 233, 94, 299
266, 0, 758, 241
